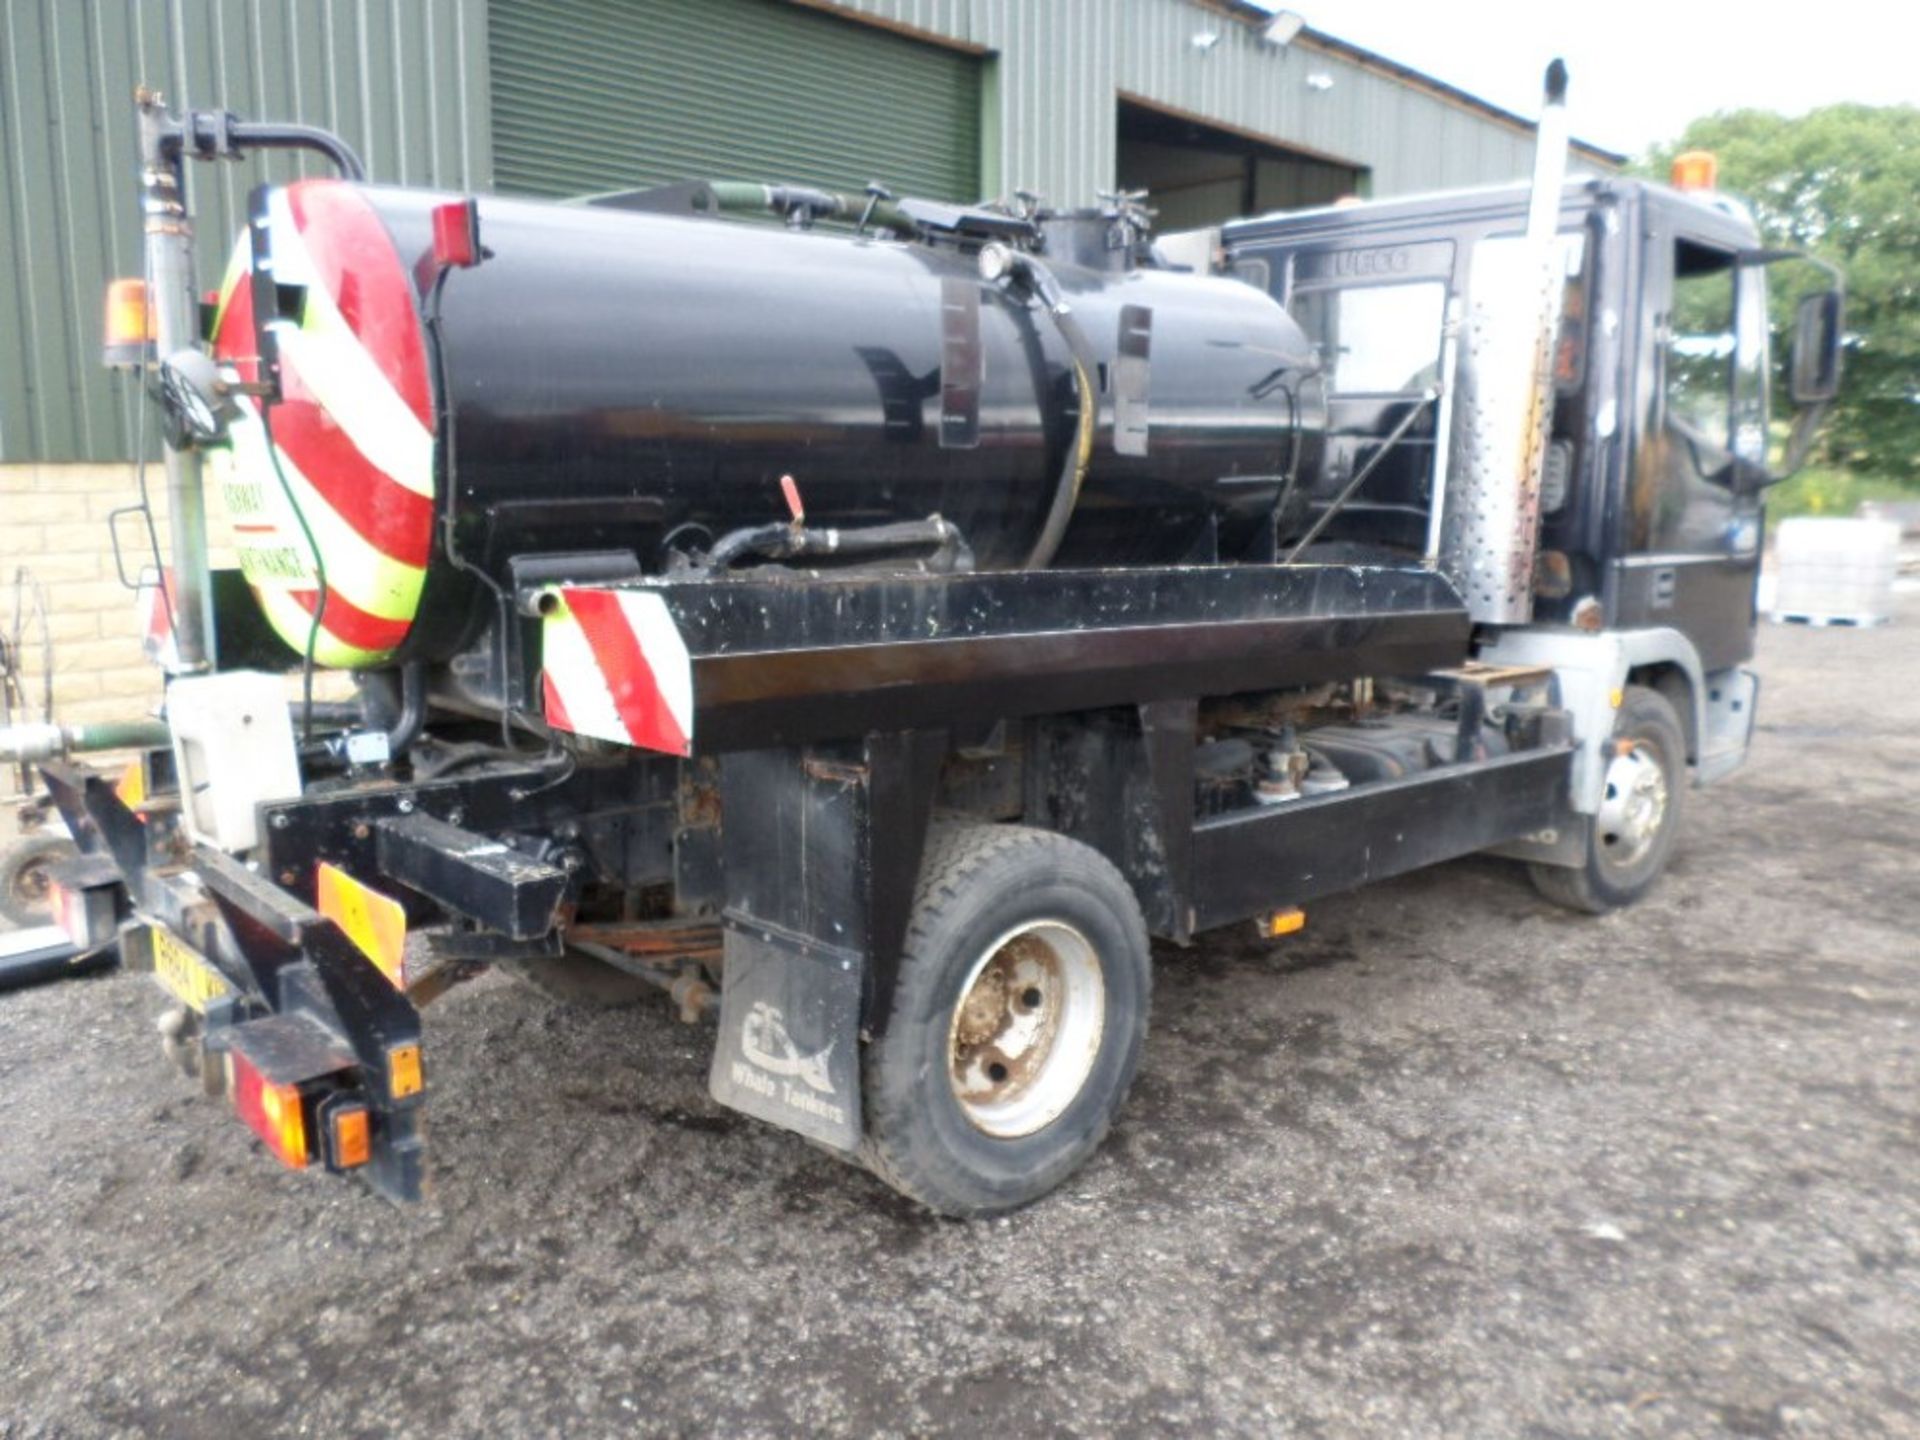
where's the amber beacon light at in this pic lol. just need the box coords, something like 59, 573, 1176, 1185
1670, 150, 1718, 192
102, 277, 155, 367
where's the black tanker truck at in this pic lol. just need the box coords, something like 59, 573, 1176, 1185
38, 66, 1842, 1215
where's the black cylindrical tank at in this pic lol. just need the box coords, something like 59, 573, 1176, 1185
208, 181, 1320, 667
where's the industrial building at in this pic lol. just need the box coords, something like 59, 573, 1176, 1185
2, 0, 1621, 464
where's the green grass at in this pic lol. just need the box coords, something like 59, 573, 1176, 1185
1766, 467, 1918, 520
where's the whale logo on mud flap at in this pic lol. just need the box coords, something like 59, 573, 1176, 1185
739, 1001, 837, 1096
708, 936, 861, 1150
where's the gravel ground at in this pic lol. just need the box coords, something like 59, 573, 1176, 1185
2, 596, 1916, 1439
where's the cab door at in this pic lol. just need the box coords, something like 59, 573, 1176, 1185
1617, 214, 1769, 670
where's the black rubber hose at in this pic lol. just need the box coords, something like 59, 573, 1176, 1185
383, 662, 428, 755
1010, 255, 1099, 571
706, 515, 971, 573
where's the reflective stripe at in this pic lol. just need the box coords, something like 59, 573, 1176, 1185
568, 589, 693, 755
252, 584, 391, 670
268, 190, 435, 499
540, 589, 694, 756
278, 184, 433, 425
288, 588, 414, 653
540, 604, 632, 744
209, 180, 436, 669
222, 399, 427, 620
259, 379, 434, 567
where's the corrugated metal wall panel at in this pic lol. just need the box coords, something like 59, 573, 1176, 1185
825, 0, 1585, 208
0, 0, 490, 463
8, 0, 1608, 464
488, 0, 979, 202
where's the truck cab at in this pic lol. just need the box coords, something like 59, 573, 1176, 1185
1228, 177, 1769, 656
1213, 173, 1839, 797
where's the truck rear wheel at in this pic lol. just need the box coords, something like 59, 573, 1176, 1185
0, 835, 78, 928
1529, 684, 1686, 914
861, 823, 1151, 1217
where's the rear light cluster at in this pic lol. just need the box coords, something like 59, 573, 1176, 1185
226, 1048, 373, 1172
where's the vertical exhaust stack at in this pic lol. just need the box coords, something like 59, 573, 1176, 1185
1438, 60, 1572, 625
137, 89, 216, 673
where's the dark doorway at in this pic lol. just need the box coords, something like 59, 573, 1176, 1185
1117, 98, 1365, 232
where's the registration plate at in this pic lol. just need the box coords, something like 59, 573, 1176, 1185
151, 927, 232, 1012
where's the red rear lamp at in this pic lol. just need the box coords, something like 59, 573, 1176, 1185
49, 879, 86, 947
229, 1049, 312, 1169
48, 872, 117, 950
431, 198, 482, 269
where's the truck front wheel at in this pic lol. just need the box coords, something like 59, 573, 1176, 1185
1529, 684, 1687, 914
861, 823, 1151, 1217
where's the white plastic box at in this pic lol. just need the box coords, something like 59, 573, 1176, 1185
167, 671, 303, 851
1770, 516, 1901, 626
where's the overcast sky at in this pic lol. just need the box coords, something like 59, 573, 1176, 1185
1265, 0, 1920, 156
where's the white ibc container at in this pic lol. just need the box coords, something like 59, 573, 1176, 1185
1771, 516, 1901, 625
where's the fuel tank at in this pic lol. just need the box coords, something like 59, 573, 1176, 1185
208, 181, 1321, 667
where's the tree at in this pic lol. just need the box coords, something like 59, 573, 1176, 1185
1642, 106, 1920, 484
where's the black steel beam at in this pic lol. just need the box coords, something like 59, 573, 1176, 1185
1190, 747, 1573, 932
564, 565, 1471, 755
375, 811, 568, 941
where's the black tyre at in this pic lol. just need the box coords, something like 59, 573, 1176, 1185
1529, 684, 1686, 914
0, 835, 78, 928
861, 822, 1151, 1218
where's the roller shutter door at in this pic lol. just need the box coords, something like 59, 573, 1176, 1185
489, 0, 981, 201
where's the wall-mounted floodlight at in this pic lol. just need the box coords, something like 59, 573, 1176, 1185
1306, 71, 1335, 91
1191, 30, 1221, 52
1261, 11, 1306, 48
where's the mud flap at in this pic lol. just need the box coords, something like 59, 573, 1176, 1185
708, 925, 862, 1151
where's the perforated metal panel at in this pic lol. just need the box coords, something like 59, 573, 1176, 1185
1438, 234, 1568, 624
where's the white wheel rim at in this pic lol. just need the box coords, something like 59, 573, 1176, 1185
1596, 740, 1669, 868
947, 920, 1106, 1139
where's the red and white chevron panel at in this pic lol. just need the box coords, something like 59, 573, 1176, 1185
540, 588, 695, 757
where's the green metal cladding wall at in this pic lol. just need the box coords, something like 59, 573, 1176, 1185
488, 0, 981, 202
6, 0, 1607, 463
0, 0, 492, 463
827, 1, 1616, 212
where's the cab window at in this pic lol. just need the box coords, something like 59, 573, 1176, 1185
1667, 240, 1767, 463
1289, 281, 1446, 394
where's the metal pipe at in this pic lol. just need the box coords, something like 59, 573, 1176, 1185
384, 663, 428, 755
705, 180, 916, 236
1525, 61, 1572, 248
0, 718, 172, 766
197, 115, 366, 181
138, 89, 214, 674
1281, 390, 1439, 565
127, 98, 366, 678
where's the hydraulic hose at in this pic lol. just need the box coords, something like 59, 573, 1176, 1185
704, 181, 917, 237
706, 515, 973, 573
1008, 254, 1099, 571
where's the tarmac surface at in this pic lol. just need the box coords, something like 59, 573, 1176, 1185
1, 595, 1916, 1438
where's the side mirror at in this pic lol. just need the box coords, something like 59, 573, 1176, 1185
1789, 290, 1842, 404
